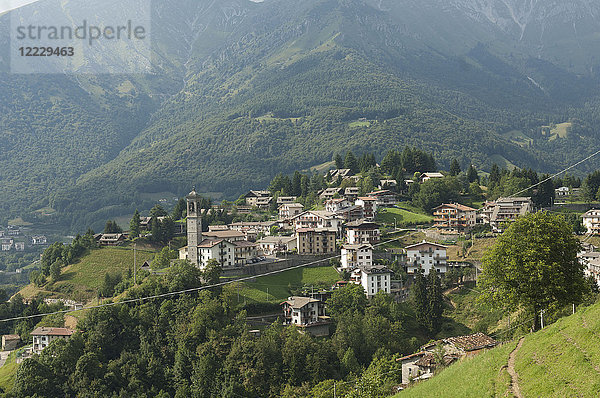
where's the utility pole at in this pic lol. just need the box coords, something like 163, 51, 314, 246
540, 309, 545, 329
573, 303, 576, 314
266, 287, 269, 302
334, 382, 336, 398
133, 243, 137, 285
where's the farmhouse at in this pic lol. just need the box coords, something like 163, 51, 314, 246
281, 296, 330, 337
31, 327, 75, 354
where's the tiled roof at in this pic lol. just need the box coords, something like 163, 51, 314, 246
31, 327, 75, 337
281, 296, 320, 309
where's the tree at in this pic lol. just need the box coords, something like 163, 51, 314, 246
103, 220, 122, 234
155, 247, 177, 269
344, 151, 359, 174
449, 159, 461, 176
488, 163, 501, 190
333, 153, 344, 169
50, 260, 62, 282
583, 170, 600, 202
130, 209, 141, 238
426, 270, 443, 334
150, 204, 168, 218
466, 165, 479, 183
480, 212, 586, 330
202, 259, 222, 286
532, 174, 555, 208
411, 271, 428, 331
326, 284, 368, 317
172, 198, 187, 220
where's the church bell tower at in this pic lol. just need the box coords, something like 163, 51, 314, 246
186, 189, 203, 267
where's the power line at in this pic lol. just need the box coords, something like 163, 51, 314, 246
5, 147, 599, 324
0, 231, 419, 324
508, 148, 600, 198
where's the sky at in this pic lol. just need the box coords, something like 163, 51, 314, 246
0, 0, 42, 14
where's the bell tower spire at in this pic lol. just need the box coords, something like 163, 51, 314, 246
186, 189, 203, 267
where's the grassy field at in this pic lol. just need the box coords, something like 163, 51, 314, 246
348, 120, 372, 128
19, 247, 156, 301
0, 350, 20, 392
446, 237, 496, 262
398, 341, 517, 397
233, 266, 340, 304
377, 206, 433, 227
399, 299, 600, 397
515, 302, 600, 397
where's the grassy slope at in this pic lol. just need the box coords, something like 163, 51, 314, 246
399, 341, 517, 398
18, 247, 156, 301
234, 266, 340, 304
399, 300, 600, 397
0, 351, 20, 392
377, 206, 433, 227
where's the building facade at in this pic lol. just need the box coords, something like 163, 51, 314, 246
350, 266, 392, 298
31, 327, 75, 354
346, 220, 381, 245
405, 241, 447, 275
296, 228, 337, 255
341, 244, 373, 270
433, 203, 477, 234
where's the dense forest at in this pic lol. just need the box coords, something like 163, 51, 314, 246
4, 262, 457, 398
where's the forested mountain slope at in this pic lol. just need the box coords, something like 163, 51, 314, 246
2, 0, 600, 229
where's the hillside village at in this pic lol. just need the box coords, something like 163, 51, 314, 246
2, 150, 600, 396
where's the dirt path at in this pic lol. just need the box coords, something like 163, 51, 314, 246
442, 286, 460, 309
508, 337, 525, 398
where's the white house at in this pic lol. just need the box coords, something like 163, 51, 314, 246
405, 241, 447, 275
31, 236, 47, 245
578, 245, 600, 286
420, 172, 445, 183
31, 327, 75, 354
279, 203, 305, 220
481, 197, 533, 232
351, 266, 392, 298
325, 198, 352, 213
346, 219, 381, 245
582, 209, 600, 235
257, 236, 297, 255
341, 244, 373, 270
355, 197, 378, 220
292, 211, 344, 236
555, 186, 570, 198
281, 296, 330, 337
180, 239, 237, 268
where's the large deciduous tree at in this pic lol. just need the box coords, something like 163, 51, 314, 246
480, 212, 586, 330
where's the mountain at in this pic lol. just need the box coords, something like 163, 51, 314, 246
1, 0, 600, 230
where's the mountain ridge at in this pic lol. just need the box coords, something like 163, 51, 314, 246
1, 0, 600, 229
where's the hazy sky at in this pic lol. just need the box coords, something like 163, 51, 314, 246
0, 0, 41, 14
